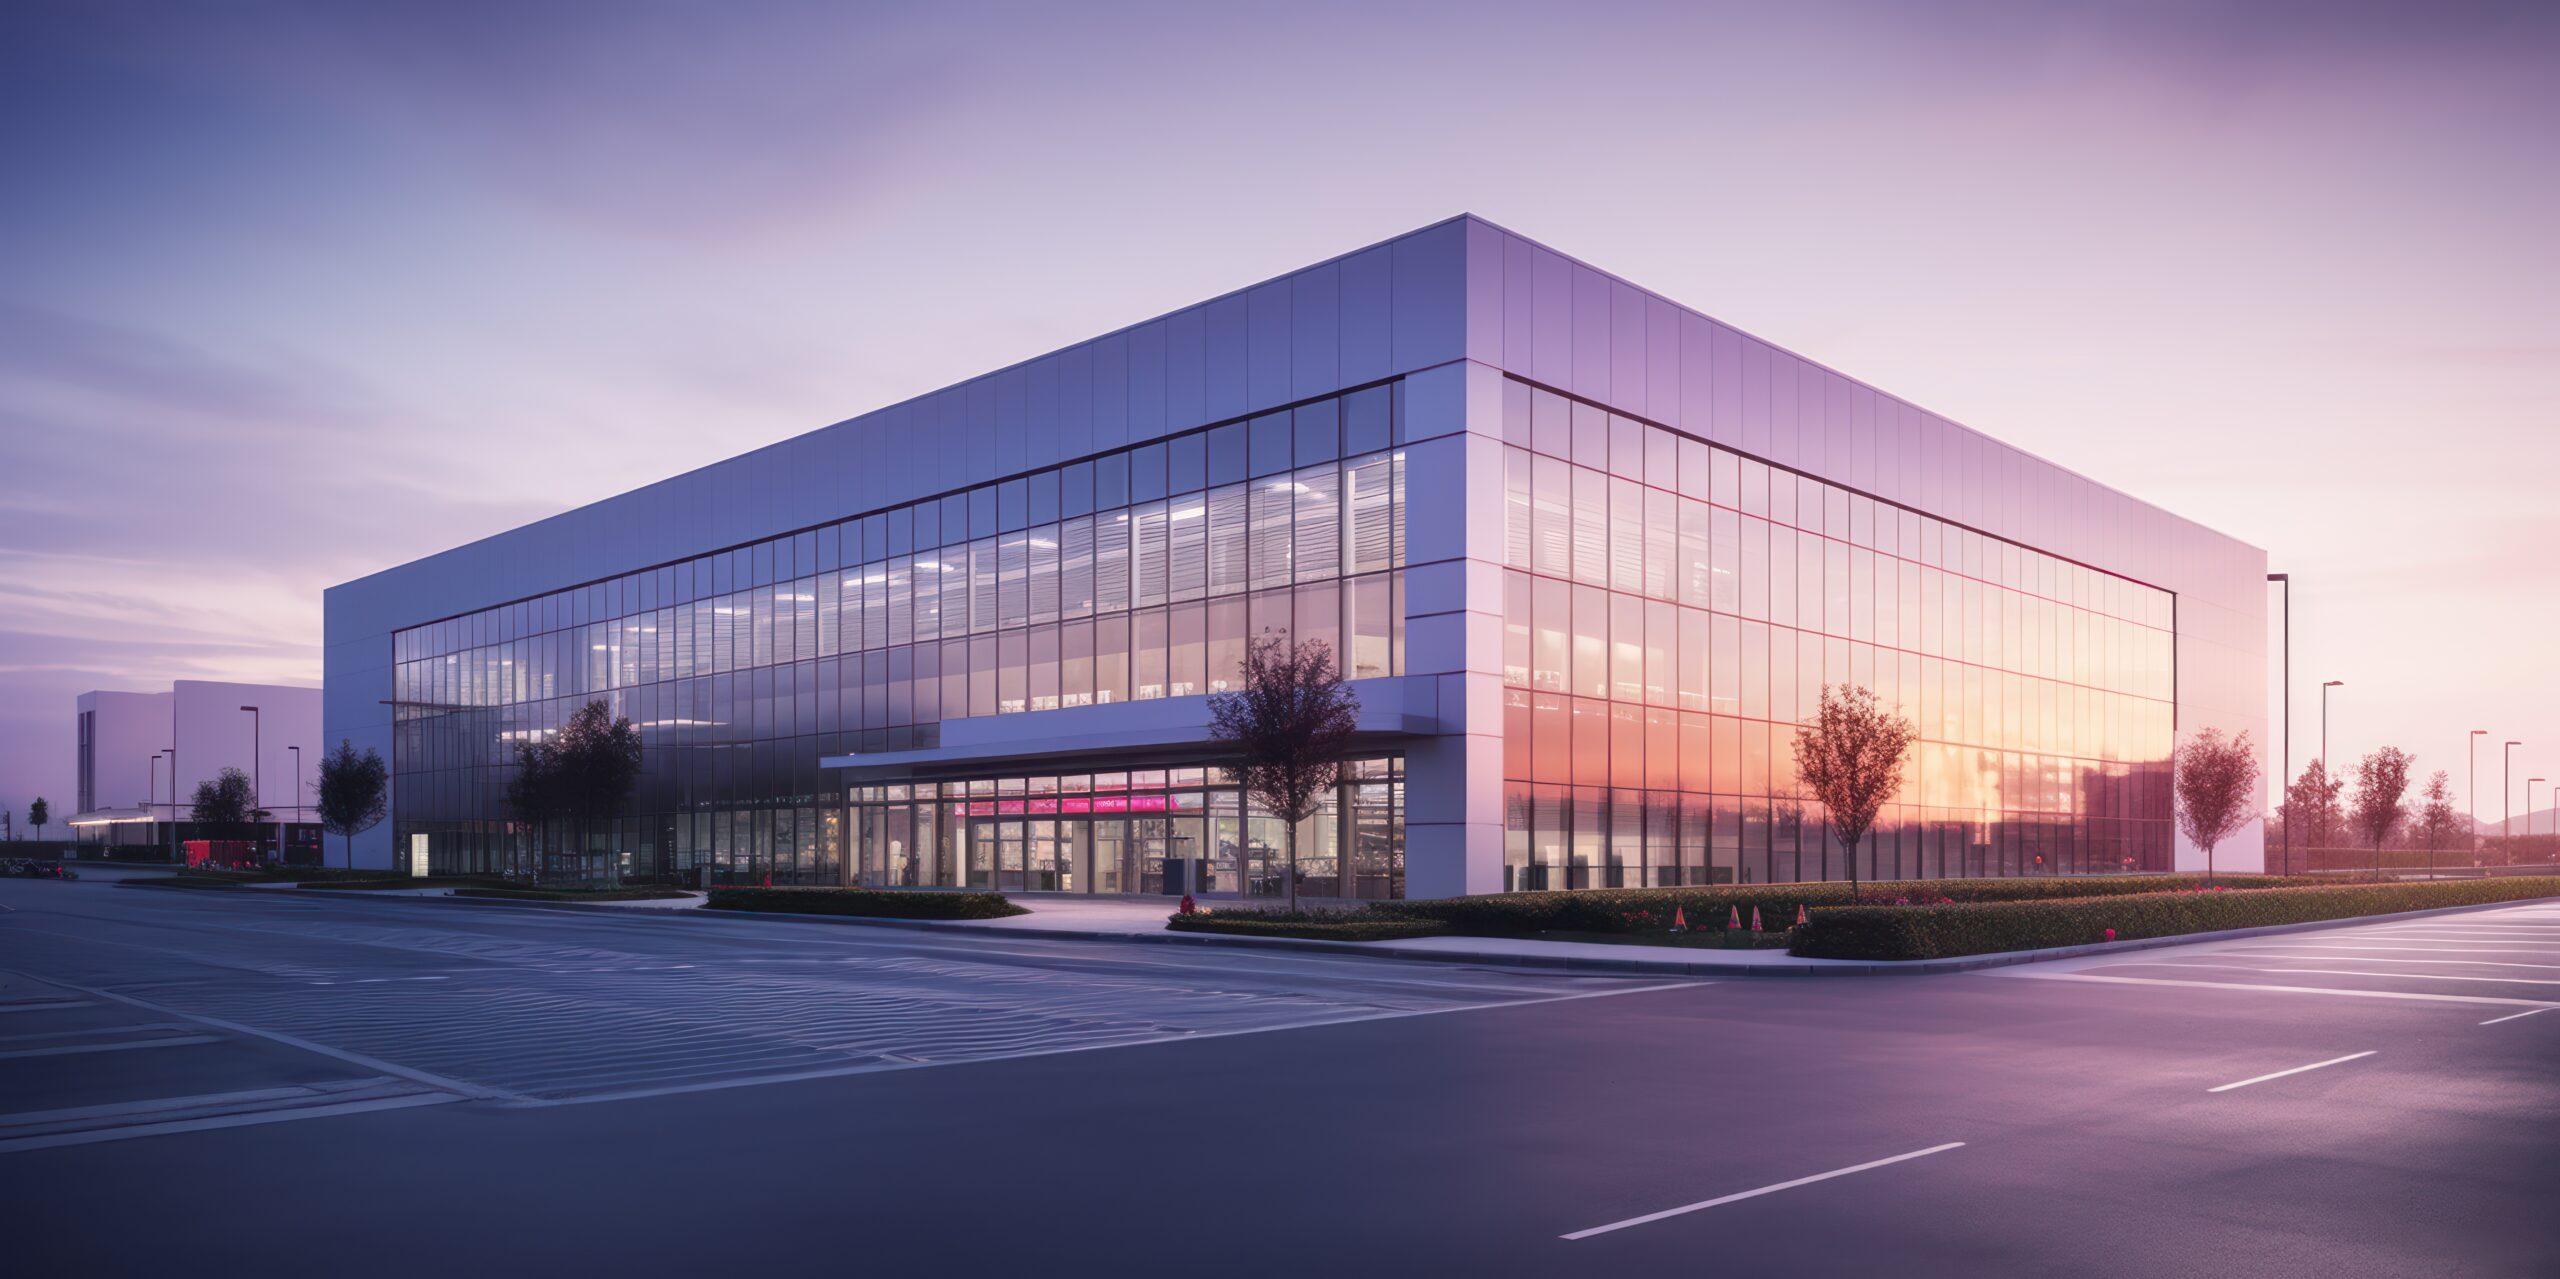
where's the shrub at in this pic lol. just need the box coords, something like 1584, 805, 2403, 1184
452, 885, 695, 902
704, 886, 1026, 920
1376, 874, 2331, 937
298, 877, 507, 891
1166, 908, 1449, 941
1787, 877, 2560, 960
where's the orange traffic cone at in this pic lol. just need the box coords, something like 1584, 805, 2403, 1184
1795, 905, 1808, 927
1727, 906, 1742, 931
1750, 906, 1764, 932
1671, 907, 1688, 933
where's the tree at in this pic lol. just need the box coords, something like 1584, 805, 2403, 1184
191, 767, 256, 827
27, 797, 47, 841
1207, 636, 1360, 914
313, 739, 389, 870
2350, 747, 2415, 874
506, 735, 563, 875
2173, 728, 2259, 886
2414, 770, 2462, 878
520, 699, 644, 883
1792, 684, 1915, 901
2278, 760, 2346, 859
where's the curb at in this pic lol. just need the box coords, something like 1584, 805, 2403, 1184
113, 879, 2560, 979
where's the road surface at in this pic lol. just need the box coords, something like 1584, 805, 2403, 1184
3, 875, 2552, 1277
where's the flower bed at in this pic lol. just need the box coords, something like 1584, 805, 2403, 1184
1786, 876, 2560, 961
704, 886, 1025, 920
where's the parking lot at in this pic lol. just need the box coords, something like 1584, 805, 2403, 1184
0, 875, 1676, 1121
1991, 902, 2560, 1019
4, 875, 2554, 1277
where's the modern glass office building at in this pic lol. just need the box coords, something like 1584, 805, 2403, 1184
324, 215, 2268, 897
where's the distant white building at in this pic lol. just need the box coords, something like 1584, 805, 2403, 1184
71, 680, 323, 857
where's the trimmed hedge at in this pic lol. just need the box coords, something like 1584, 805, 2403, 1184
123, 875, 250, 891
704, 886, 1026, 920
1166, 909, 1449, 942
299, 877, 509, 891
453, 885, 696, 902
1787, 877, 2560, 960
1376, 874, 2336, 938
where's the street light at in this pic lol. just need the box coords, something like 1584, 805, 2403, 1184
2268, 573, 2291, 874
2505, 741, 2523, 852
2320, 681, 2345, 774
239, 705, 263, 862
166, 740, 179, 864
2471, 730, 2488, 856
288, 744, 303, 861
147, 752, 163, 850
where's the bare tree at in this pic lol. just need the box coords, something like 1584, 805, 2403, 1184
2173, 728, 2259, 886
509, 699, 644, 884
557, 700, 644, 883
506, 735, 562, 878
313, 739, 389, 871
2414, 770, 2462, 878
1208, 636, 1360, 914
1792, 684, 1914, 901
2279, 760, 2346, 859
2350, 747, 2415, 875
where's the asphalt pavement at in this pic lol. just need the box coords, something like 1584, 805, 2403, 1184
2, 873, 2552, 1277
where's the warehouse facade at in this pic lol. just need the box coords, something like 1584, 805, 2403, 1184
323, 216, 2267, 897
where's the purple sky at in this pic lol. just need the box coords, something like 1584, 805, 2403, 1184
4, 1, 2556, 830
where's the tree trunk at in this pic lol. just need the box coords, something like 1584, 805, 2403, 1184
1846, 835, 1859, 903
1285, 817, 1299, 915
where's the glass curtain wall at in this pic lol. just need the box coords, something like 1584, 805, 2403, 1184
850, 757, 1404, 901
1496, 377, 2176, 890
390, 385, 1406, 883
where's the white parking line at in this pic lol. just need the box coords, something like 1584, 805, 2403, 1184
0, 1035, 218, 1060
527, 980, 1708, 1109
2128, 961, 2560, 988
0, 1093, 458, 1155
2214, 952, 2560, 971
2267, 943, 2560, 956
1997, 969, 2560, 1011
2480, 1008, 2551, 1026
0, 1000, 95, 1014
1561, 1142, 1966, 1240
2208, 1051, 2375, 1093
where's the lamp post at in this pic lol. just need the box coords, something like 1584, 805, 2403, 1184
2268, 573, 2291, 874
166, 741, 179, 864
147, 752, 162, 851
2320, 681, 2344, 774
2505, 741, 2523, 855
239, 705, 263, 862
288, 744, 303, 863
2470, 730, 2488, 857
2531, 778, 2549, 850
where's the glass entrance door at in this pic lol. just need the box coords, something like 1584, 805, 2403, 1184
1090, 819, 1127, 895
968, 818, 1101, 893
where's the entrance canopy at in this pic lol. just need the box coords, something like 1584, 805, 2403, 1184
820, 674, 1434, 784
